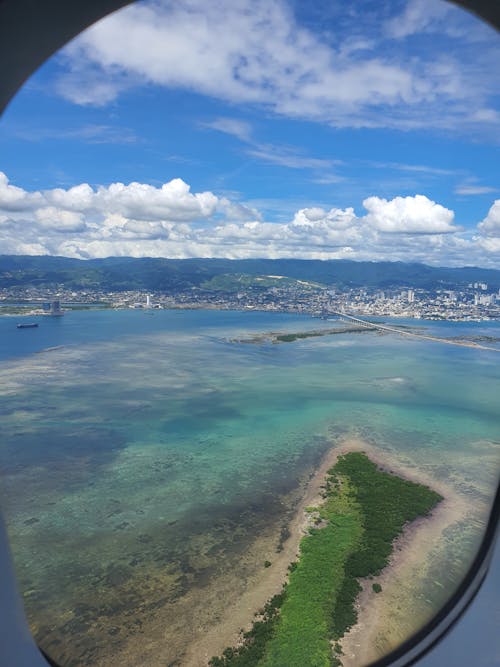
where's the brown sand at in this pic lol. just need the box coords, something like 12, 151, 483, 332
106, 436, 483, 667
185, 435, 472, 667
182, 445, 342, 666
336, 438, 482, 667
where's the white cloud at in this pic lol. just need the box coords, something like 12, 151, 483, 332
34, 207, 86, 232
469, 108, 500, 123
313, 174, 345, 185
0, 172, 44, 211
385, 0, 452, 39
202, 118, 253, 142
363, 194, 457, 234
478, 200, 500, 235
1, 172, 499, 267
93, 179, 218, 221
369, 161, 458, 177
11, 124, 138, 145
475, 236, 500, 254
455, 184, 497, 196
246, 147, 334, 170
52, 0, 499, 133
292, 207, 356, 230
205, 116, 341, 172
47, 183, 95, 211
218, 197, 262, 221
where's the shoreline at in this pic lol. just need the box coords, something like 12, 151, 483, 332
1, 304, 499, 325
334, 438, 472, 666
184, 435, 463, 666
182, 444, 343, 667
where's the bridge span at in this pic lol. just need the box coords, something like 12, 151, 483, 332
329, 311, 500, 352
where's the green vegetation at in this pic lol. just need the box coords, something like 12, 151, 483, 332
201, 273, 323, 293
208, 593, 286, 667
2, 255, 499, 292
210, 452, 442, 667
236, 326, 373, 345
275, 327, 369, 343
276, 525, 291, 552
372, 583, 382, 593
276, 332, 316, 342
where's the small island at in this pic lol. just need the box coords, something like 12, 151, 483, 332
231, 325, 375, 345
209, 452, 442, 667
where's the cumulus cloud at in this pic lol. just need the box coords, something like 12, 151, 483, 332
292, 207, 356, 230
475, 236, 500, 254
92, 179, 218, 221
0, 172, 498, 267
0, 172, 220, 256
47, 183, 95, 211
218, 197, 262, 221
0, 172, 44, 211
363, 195, 457, 234
52, 0, 500, 133
34, 207, 86, 232
478, 200, 500, 235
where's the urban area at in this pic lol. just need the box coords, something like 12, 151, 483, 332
2, 279, 499, 321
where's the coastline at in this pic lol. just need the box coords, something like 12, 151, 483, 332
3, 308, 497, 667
184, 435, 463, 666
182, 444, 342, 667
333, 438, 473, 666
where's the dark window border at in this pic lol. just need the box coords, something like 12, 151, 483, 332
0, 2, 498, 666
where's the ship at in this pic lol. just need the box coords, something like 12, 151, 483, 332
17, 323, 39, 329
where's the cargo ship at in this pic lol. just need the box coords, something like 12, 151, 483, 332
16, 323, 39, 329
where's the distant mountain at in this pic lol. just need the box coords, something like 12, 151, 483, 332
1, 255, 499, 292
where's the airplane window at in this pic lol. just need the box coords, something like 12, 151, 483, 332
0, 2, 499, 667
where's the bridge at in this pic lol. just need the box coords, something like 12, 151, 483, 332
329, 310, 500, 352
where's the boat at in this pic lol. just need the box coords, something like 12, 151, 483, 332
17, 323, 39, 329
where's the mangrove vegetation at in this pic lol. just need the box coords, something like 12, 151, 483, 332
210, 451, 442, 667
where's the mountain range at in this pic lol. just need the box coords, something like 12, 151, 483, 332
1, 255, 499, 292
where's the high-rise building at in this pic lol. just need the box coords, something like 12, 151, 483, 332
50, 300, 64, 316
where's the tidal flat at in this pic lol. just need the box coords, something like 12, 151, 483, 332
0, 309, 499, 666
209, 448, 443, 667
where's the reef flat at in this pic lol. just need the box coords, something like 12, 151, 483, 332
210, 452, 442, 667
231, 325, 374, 345
2, 310, 498, 667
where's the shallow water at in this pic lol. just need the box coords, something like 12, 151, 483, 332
0, 309, 499, 665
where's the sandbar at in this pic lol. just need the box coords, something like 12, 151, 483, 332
107, 435, 481, 667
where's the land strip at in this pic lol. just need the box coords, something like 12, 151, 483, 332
332, 312, 500, 352
208, 446, 443, 667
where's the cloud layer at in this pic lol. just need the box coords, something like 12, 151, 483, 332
0, 172, 498, 267
54, 0, 500, 134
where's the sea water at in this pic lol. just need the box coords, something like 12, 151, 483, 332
0, 309, 499, 665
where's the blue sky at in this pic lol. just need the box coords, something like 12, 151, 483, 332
0, 0, 499, 266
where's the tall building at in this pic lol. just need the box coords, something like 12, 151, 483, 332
50, 300, 64, 316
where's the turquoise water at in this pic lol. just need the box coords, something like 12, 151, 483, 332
0, 309, 499, 666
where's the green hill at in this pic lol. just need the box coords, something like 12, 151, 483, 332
1, 255, 499, 292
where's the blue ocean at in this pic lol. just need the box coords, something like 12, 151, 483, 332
0, 309, 499, 666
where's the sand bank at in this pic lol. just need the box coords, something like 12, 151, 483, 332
109, 435, 480, 667
182, 445, 342, 667
336, 438, 477, 667
187, 435, 481, 667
